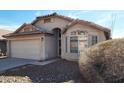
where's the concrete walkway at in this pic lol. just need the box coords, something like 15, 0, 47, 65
0, 58, 60, 73
31, 58, 60, 65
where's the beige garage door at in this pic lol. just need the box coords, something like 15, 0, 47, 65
10, 39, 42, 60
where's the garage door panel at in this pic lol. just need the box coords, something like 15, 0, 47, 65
10, 39, 41, 60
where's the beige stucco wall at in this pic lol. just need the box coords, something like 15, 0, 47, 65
44, 35, 58, 59
61, 24, 106, 61
34, 17, 70, 32
34, 17, 107, 61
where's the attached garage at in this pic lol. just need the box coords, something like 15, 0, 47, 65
10, 39, 43, 60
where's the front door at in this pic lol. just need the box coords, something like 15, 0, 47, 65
58, 30, 61, 57
52, 28, 61, 57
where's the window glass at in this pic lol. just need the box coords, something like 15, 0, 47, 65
71, 31, 86, 36
71, 31, 76, 35
70, 36, 78, 53
78, 31, 85, 35
92, 36, 98, 45
69, 31, 88, 53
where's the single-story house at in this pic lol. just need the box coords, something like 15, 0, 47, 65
3, 13, 111, 61
0, 29, 11, 56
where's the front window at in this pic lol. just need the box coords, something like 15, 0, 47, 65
91, 36, 98, 45
70, 36, 78, 53
69, 30, 88, 53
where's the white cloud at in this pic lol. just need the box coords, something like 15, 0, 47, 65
95, 11, 120, 28
95, 14, 113, 28
35, 10, 91, 19
92, 12, 124, 39
67, 14, 77, 19
0, 24, 19, 31
34, 10, 56, 17
112, 29, 124, 38
67, 10, 91, 19
47, 10, 56, 14
34, 11, 42, 16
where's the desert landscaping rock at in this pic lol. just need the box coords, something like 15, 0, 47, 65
0, 76, 31, 83
0, 60, 83, 83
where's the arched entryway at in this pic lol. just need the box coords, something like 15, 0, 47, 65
52, 28, 61, 57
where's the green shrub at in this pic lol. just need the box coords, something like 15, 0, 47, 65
79, 39, 124, 83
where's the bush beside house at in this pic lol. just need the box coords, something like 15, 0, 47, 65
79, 39, 124, 83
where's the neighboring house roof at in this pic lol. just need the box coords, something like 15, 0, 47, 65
0, 29, 11, 40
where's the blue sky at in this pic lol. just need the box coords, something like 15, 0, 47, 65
0, 10, 124, 38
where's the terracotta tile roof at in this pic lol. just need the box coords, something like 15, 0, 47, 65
31, 13, 74, 25
14, 23, 42, 33
3, 13, 111, 39
63, 19, 111, 33
3, 31, 52, 37
32, 12, 111, 33
3, 24, 53, 37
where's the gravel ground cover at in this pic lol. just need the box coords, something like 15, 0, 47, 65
0, 60, 84, 83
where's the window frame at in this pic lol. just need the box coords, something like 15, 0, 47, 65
78, 31, 85, 35
91, 35, 98, 45
70, 36, 78, 53
65, 36, 68, 53
69, 30, 88, 53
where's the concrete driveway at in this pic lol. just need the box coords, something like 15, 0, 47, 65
0, 58, 36, 72
0, 57, 60, 73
